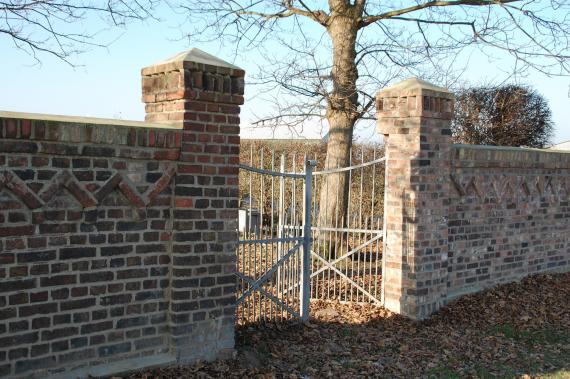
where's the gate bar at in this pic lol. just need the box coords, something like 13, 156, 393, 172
282, 225, 383, 234
301, 159, 317, 321
313, 156, 386, 175
239, 163, 304, 178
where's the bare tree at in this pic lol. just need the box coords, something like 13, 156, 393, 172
452, 84, 553, 148
1, 0, 156, 64
178, 0, 570, 227
6, 1, 568, 226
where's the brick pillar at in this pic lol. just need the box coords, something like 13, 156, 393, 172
142, 49, 243, 361
376, 78, 453, 320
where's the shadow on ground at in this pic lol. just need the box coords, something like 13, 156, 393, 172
125, 273, 570, 378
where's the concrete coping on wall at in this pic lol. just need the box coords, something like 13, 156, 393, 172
453, 143, 570, 169
0, 110, 182, 130
453, 143, 570, 154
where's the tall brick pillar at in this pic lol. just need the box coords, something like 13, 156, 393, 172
377, 78, 453, 320
142, 49, 243, 361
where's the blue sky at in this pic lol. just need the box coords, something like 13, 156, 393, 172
0, 6, 568, 144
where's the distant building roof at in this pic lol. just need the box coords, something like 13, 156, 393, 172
549, 140, 570, 151
241, 137, 324, 144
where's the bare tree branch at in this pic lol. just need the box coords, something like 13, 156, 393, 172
359, 0, 521, 27
1, 0, 156, 65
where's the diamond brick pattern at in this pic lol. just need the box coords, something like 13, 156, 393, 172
95, 166, 176, 209
0, 167, 176, 213
39, 170, 97, 208
0, 171, 43, 209
451, 174, 570, 201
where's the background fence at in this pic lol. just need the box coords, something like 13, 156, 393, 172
239, 140, 385, 222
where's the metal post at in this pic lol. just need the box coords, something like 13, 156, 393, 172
381, 147, 388, 306
301, 159, 317, 321
277, 155, 285, 307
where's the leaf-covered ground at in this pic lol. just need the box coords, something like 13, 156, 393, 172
123, 273, 570, 378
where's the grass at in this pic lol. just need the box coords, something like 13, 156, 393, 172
426, 322, 570, 378
427, 365, 570, 379
541, 371, 570, 379
427, 366, 463, 379
491, 323, 570, 346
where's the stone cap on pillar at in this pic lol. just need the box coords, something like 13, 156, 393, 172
141, 48, 245, 111
141, 48, 244, 77
376, 77, 454, 125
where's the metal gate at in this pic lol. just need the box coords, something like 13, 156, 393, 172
236, 144, 385, 324
310, 150, 385, 305
236, 157, 316, 324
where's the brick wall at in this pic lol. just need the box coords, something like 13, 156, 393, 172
377, 78, 570, 320
0, 49, 242, 378
448, 145, 570, 298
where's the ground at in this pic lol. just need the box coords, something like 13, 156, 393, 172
123, 273, 570, 378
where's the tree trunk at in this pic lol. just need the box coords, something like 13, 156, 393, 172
318, 12, 359, 234
318, 112, 354, 229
